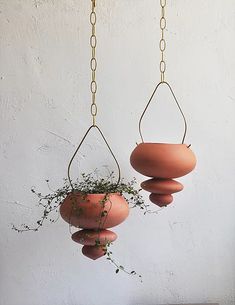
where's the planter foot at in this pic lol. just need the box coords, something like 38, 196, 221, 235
82, 245, 106, 260
149, 193, 173, 207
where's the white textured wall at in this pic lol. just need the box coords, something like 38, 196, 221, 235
0, 1, 235, 305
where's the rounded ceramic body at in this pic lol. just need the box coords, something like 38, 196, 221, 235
141, 178, 183, 194
72, 229, 117, 246
149, 193, 173, 206
60, 192, 129, 229
130, 143, 196, 178
82, 245, 106, 260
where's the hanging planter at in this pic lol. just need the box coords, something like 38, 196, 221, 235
13, 0, 145, 280
130, 84, 197, 208
130, 2, 197, 207
59, 123, 145, 261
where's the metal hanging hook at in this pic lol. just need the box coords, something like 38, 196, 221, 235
138, 81, 187, 144
67, 125, 121, 189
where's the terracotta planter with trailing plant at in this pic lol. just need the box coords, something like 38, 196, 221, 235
60, 192, 129, 229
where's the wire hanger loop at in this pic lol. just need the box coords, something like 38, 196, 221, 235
138, 81, 187, 144
67, 125, 121, 189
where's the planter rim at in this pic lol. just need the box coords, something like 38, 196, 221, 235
138, 142, 189, 146
68, 191, 122, 196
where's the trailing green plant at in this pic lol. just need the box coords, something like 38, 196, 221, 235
12, 171, 149, 233
104, 243, 142, 282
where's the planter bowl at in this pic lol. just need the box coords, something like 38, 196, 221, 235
130, 143, 196, 178
60, 192, 129, 229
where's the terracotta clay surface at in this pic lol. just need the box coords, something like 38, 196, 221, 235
149, 193, 173, 206
82, 245, 106, 260
130, 143, 196, 178
141, 178, 183, 194
60, 192, 129, 229
72, 229, 117, 246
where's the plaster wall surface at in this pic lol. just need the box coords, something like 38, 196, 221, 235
0, 1, 235, 305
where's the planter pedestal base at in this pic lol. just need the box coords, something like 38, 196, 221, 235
71, 228, 118, 260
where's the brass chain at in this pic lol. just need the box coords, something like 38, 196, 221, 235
90, 0, 97, 125
159, 0, 166, 82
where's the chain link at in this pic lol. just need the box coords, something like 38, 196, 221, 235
159, 0, 166, 82
90, 0, 97, 125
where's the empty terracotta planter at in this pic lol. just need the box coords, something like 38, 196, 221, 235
130, 143, 196, 178
60, 192, 129, 229
72, 229, 117, 246
141, 178, 183, 194
82, 245, 106, 260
